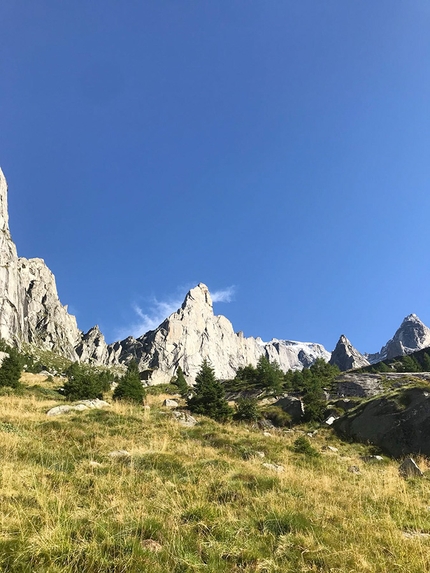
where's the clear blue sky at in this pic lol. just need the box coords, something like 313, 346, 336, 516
1, 1, 430, 353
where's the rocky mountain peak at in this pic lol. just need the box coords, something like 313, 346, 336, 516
367, 313, 430, 364
182, 283, 213, 311
0, 168, 9, 233
329, 334, 370, 371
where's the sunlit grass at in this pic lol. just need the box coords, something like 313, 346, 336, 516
0, 374, 430, 571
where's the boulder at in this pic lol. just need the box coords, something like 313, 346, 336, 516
334, 387, 430, 457
47, 399, 109, 416
272, 395, 304, 423
399, 457, 423, 478
162, 399, 179, 408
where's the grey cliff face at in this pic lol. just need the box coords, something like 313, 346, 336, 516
329, 335, 370, 371
367, 314, 430, 364
0, 168, 103, 361
107, 283, 331, 384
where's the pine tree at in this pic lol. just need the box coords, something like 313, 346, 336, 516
0, 347, 22, 388
187, 359, 232, 422
172, 365, 188, 397
113, 361, 145, 404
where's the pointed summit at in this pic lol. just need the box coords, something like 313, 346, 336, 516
182, 283, 213, 311
367, 314, 430, 363
329, 334, 370, 371
0, 167, 10, 233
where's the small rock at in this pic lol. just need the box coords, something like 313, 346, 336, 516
79, 399, 110, 409
255, 451, 265, 458
326, 446, 338, 452
89, 460, 103, 468
263, 431, 272, 437
108, 450, 131, 459
360, 455, 383, 463
163, 399, 179, 408
262, 462, 284, 472
347, 465, 360, 474
399, 457, 423, 478
47, 405, 74, 416
141, 539, 163, 552
172, 411, 197, 427
324, 415, 338, 426
47, 399, 110, 416
402, 531, 430, 539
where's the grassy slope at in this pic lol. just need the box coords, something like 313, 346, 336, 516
0, 374, 430, 572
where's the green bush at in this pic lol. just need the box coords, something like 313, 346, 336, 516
262, 405, 292, 427
113, 361, 145, 404
63, 363, 111, 401
292, 436, 320, 457
233, 398, 261, 422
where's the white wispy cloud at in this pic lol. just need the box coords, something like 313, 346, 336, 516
115, 284, 236, 340
211, 285, 236, 303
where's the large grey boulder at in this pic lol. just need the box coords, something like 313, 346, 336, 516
106, 283, 330, 385
329, 335, 369, 371
334, 387, 430, 457
273, 395, 304, 423
335, 373, 384, 398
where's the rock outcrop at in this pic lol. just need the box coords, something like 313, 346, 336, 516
0, 168, 102, 361
329, 335, 370, 371
107, 283, 331, 384
334, 386, 430, 457
366, 314, 430, 364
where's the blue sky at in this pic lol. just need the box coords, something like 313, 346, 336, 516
1, 1, 430, 354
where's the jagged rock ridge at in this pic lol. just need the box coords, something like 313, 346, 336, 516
329, 335, 370, 371
106, 283, 331, 384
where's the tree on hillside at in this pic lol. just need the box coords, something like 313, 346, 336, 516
0, 346, 22, 388
172, 365, 188, 397
63, 362, 111, 401
255, 356, 284, 393
187, 359, 232, 422
113, 361, 146, 404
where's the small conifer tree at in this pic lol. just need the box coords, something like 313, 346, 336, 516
113, 361, 145, 404
187, 359, 232, 422
0, 346, 22, 388
172, 365, 188, 397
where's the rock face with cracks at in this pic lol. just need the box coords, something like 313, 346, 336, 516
106, 283, 331, 384
329, 335, 370, 371
0, 168, 107, 362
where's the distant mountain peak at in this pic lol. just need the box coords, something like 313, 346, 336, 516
329, 334, 369, 371
366, 313, 430, 364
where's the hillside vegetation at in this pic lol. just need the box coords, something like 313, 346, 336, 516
1, 373, 430, 572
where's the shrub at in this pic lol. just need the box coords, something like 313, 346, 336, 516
113, 361, 145, 404
233, 398, 261, 422
63, 363, 111, 401
292, 436, 320, 457
262, 405, 292, 427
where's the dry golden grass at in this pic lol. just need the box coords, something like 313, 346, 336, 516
0, 377, 430, 571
